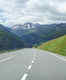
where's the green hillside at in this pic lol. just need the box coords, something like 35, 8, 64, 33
0, 27, 25, 52
38, 35, 66, 56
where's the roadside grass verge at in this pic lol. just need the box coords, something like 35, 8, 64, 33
37, 35, 66, 56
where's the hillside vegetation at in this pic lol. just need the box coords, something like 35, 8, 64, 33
0, 25, 25, 52
12, 23, 66, 47
38, 35, 66, 56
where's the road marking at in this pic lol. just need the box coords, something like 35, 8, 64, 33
20, 65, 32, 80
32, 60, 34, 64
21, 73, 28, 80
20, 56, 36, 80
28, 65, 32, 70
0, 56, 15, 63
39, 49, 66, 62
48, 52, 66, 62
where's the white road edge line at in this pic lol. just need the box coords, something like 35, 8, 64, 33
0, 56, 15, 63
21, 73, 28, 80
39, 50, 66, 62
48, 52, 66, 62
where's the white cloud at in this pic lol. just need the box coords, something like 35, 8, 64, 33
56, 3, 66, 13
0, 0, 66, 26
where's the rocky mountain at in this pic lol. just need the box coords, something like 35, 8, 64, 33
12, 22, 35, 30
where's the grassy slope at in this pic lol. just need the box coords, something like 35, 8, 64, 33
38, 35, 66, 56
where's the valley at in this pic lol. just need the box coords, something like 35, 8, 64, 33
0, 22, 66, 56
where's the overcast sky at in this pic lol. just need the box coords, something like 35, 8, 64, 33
0, 0, 66, 26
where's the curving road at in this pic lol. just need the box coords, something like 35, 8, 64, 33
0, 48, 66, 80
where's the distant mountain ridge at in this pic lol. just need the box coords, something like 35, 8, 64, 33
11, 22, 66, 47
0, 22, 66, 51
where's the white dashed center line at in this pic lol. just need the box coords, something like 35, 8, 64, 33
32, 60, 34, 64
21, 73, 28, 80
28, 65, 32, 70
20, 55, 37, 80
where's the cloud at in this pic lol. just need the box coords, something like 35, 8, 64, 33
0, 0, 66, 26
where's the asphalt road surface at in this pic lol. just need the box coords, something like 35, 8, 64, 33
0, 48, 66, 80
